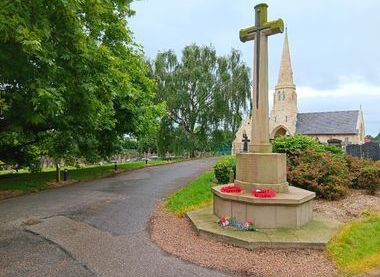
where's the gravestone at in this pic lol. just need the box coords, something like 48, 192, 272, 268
242, 132, 250, 152
212, 3, 315, 229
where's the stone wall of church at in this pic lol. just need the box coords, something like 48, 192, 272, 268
309, 134, 363, 145
231, 117, 252, 154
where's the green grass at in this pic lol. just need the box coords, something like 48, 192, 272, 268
165, 170, 214, 216
327, 212, 380, 275
0, 159, 184, 194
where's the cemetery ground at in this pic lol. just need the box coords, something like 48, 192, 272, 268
151, 169, 380, 277
0, 156, 379, 277
0, 158, 184, 201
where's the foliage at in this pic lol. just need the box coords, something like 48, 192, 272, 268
345, 155, 372, 189
214, 156, 236, 184
273, 135, 344, 155
165, 170, 214, 216
367, 133, 380, 144
287, 150, 349, 200
151, 45, 250, 157
375, 134, 380, 143
327, 212, 380, 275
358, 167, 380, 195
0, 0, 159, 169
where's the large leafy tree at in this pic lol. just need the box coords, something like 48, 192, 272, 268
151, 45, 250, 157
0, 0, 158, 169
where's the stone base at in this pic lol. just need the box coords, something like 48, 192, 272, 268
187, 206, 342, 249
212, 186, 315, 229
235, 152, 288, 193
248, 143, 272, 153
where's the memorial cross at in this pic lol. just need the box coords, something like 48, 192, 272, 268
239, 3, 283, 152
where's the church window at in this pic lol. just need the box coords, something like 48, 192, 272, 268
285, 115, 288, 122
275, 116, 277, 122
278, 92, 281, 101
282, 91, 285, 100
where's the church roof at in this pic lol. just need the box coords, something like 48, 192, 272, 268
296, 110, 359, 135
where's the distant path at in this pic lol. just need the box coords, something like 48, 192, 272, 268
0, 158, 233, 277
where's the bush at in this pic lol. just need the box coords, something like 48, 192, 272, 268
214, 156, 236, 184
345, 155, 373, 189
273, 135, 344, 155
358, 167, 380, 195
287, 150, 350, 200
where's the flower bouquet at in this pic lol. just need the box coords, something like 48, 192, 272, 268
217, 216, 256, 231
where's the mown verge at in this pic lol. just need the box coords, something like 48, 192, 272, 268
165, 171, 215, 216
327, 212, 380, 275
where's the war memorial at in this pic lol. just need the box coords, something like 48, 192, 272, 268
188, 3, 341, 249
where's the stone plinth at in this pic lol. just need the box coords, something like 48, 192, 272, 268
187, 206, 342, 249
235, 152, 288, 193
212, 186, 315, 229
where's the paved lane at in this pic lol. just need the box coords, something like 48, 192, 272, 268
0, 158, 234, 277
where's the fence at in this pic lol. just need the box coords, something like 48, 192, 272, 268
346, 142, 380, 161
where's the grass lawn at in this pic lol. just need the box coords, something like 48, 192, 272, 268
0, 159, 183, 196
165, 170, 215, 216
327, 212, 380, 275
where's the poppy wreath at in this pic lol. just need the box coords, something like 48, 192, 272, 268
252, 189, 276, 198
220, 185, 242, 193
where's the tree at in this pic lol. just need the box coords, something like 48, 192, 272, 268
151, 45, 250, 157
0, 0, 158, 169
373, 133, 380, 144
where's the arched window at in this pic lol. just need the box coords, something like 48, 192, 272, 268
282, 91, 285, 100
278, 91, 281, 101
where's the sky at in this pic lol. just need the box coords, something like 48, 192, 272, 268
129, 0, 380, 136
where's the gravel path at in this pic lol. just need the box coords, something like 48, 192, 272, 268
151, 190, 380, 277
151, 205, 338, 277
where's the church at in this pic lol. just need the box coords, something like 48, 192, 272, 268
232, 30, 366, 154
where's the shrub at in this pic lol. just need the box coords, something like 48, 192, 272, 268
214, 156, 236, 184
358, 167, 380, 195
273, 135, 344, 155
287, 150, 350, 200
345, 155, 373, 189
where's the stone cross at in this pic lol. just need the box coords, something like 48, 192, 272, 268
240, 3, 283, 153
242, 132, 250, 152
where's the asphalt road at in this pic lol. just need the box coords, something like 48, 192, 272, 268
0, 158, 234, 277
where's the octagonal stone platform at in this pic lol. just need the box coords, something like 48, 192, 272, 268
187, 206, 342, 249
212, 185, 315, 229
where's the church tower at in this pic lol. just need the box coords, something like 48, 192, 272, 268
269, 29, 298, 138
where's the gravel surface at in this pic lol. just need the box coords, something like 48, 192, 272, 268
150, 190, 380, 277
151, 204, 339, 277
314, 189, 380, 223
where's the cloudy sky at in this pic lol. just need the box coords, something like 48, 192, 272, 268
129, 0, 380, 136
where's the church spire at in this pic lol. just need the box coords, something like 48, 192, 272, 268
276, 28, 294, 87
